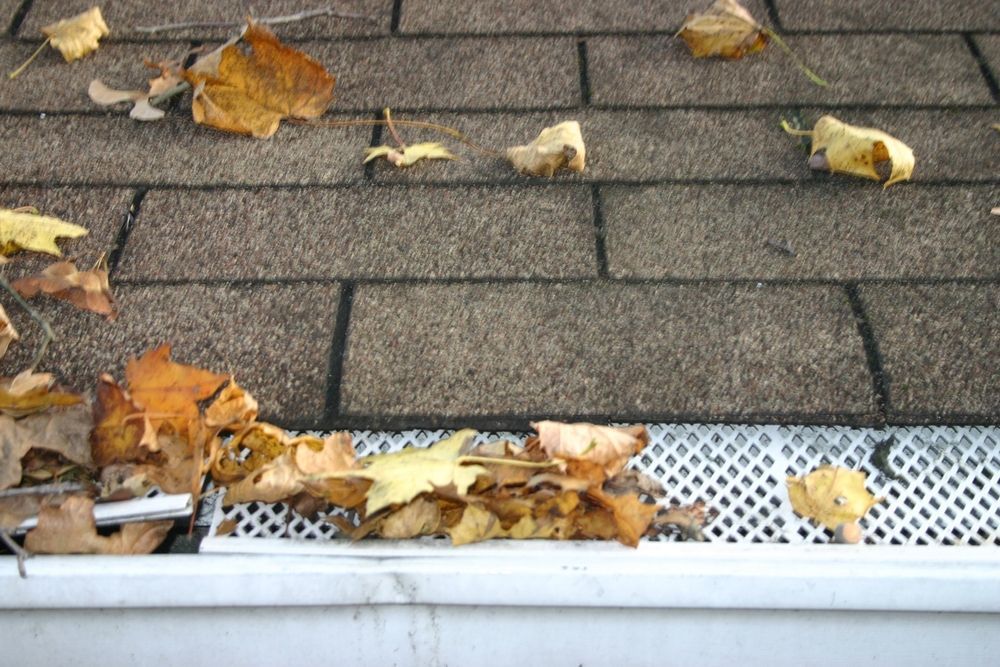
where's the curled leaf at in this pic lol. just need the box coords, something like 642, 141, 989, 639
677, 0, 766, 59
12, 260, 117, 319
363, 142, 457, 168
0, 208, 87, 257
88, 79, 165, 121
41, 6, 110, 63
0, 304, 19, 360
782, 115, 915, 188
531, 421, 648, 478
787, 465, 882, 531
507, 121, 585, 177
204, 378, 258, 431
0, 371, 82, 418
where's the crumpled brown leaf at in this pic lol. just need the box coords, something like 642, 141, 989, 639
203, 377, 258, 431
787, 465, 882, 531
507, 121, 586, 177
782, 115, 915, 188
531, 421, 648, 478
0, 303, 19, 360
13, 260, 117, 319
182, 23, 335, 138
375, 496, 442, 539
90, 374, 150, 467
41, 6, 109, 63
24, 495, 171, 554
677, 0, 767, 59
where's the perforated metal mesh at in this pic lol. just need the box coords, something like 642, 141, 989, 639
206, 424, 1000, 545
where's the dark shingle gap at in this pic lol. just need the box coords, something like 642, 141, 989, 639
7, 0, 32, 36
845, 283, 890, 425
107, 188, 147, 278
363, 110, 384, 180
390, 0, 402, 35
590, 184, 609, 278
762, 0, 783, 30
963, 34, 1000, 103
324, 281, 355, 422
576, 39, 591, 105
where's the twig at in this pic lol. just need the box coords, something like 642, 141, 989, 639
292, 117, 503, 157
135, 7, 375, 34
8, 38, 51, 80
149, 81, 191, 107
0, 482, 87, 499
0, 528, 30, 578
0, 272, 55, 372
383, 108, 406, 148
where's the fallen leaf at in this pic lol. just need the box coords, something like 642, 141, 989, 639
376, 496, 442, 539
0, 417, 33, 490
183, 23, 335, 138
506, 121, 586, 177
341, 429, 487, 516
587, 488, 658, 547
363, 142, 457, 168
782, 115, 915, 188
677, 0, 766, 59
448, 503, 503, 546
787, 465, 882, 531
531, 421, 648, 477
0, 208, 87, 257
651, 500, 718, 541
212, 421, 304, 483
88, 59, 184, 121
90, 374, 149, 467
41, 6, 109, 63
125, 345, 228, 435
0, 371, 82, 418
13, 260, 117, 319
0, 303, 19, 360
204, 377, 258, 431
603, 468, 666, 499
24, 495, 171, 554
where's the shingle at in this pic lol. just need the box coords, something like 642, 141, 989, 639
974, 34, 1000, 83
0, 41, 191, 112
341, 282, 875, 422
603, 184, 1000, 280
774, 0, 1000, 31
0, 115, 368, 186
0, 283, 341, 426
368, 109, 1000, 183
117, 185, 598, 280
16, 0, 392, 39
399, 0, 770, 34
588, 35, 992, 106
860, 284, 1000, 422
2, 0, 22, 33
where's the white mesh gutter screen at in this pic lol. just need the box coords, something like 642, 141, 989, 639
207, 424, 1000, 545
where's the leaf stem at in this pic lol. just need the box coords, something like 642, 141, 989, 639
383, 107, 406, 148
7, 38, 51, 80
149, 81, 192, 107
457, 456, 558, 468
0, 272, 55, 371
780, 119, 813, 137
762, 27, 828, 87
292, 117, 503, 157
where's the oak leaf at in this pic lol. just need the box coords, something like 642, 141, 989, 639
13, 260, 117, 319
24, 496, 171, 554
0, 371, 82, 418
507, 121, 586, 177
0, 208, 87, 257
363, 142, 457, 168
677, 0, 766, 59
0, 303, 19, 359
41, 6, 109, 63
531, 421, 648, 477
125, 344, 228, 435
183, 23, 335, 138
787, 465, 882, 531
782, 115, 915, 188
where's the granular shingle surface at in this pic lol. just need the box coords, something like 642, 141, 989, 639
0, 0, 996, 430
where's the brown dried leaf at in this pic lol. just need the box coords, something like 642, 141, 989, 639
24, 496, 170, 554
448, 503, 504, 546
507, 121, 586, 177
376, 496, 442, 539
0, 303, 20, 360
588, 488, 658, 548
651, 501, 718, 541
677, 0, 767, 59
41, 6, 109, 63
90, 375, 148, 467
183, 23, 335, 138
531, 421, 648, 478
204, 377, 258, 431
12, 260, 117, 319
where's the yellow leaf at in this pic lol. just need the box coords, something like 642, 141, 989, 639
506, 121, 586, 177
342, 429, 487, 515
677, 0, 767, 59
41, 6, 109, 63
12, 260, 117, 319
0, 208, 87, 257
0, 371, 82, 418
0, 303, 19, 360
447, 503, 503, 546
363, 142, 458, 168
183, 23, 335, 138
782, 115, 915, 188
787, 465, 882, 531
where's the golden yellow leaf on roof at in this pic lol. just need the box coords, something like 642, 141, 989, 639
782, 115, 915, 188
0, 304, 19, 360
787, 465, 882, 531
41, 6, 109, 63
677, 0, 766, 59
507, 121, 585, 177
0, 208, 87, 257
363, 142, 457, 168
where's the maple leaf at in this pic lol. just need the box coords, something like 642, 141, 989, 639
363, 142, 457, 168
0, 303, 19, 360
531, 421, 648, 478
204, 377, 258, 431
41, 6, 109, 63
677, 0, 767, 59
90, 374, 162, 468
0, 371, 82, 418
507, 121, 586, 177
0, 208, 87, 257
13, 260, 117, 319
125, 344, 228, 435
183, 23, 335, 138
24, 496, 171, 554
787, 465, 882, 531
782, 115, 914, 188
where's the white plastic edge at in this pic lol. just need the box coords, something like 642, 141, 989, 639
5, 541, 1000, 613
